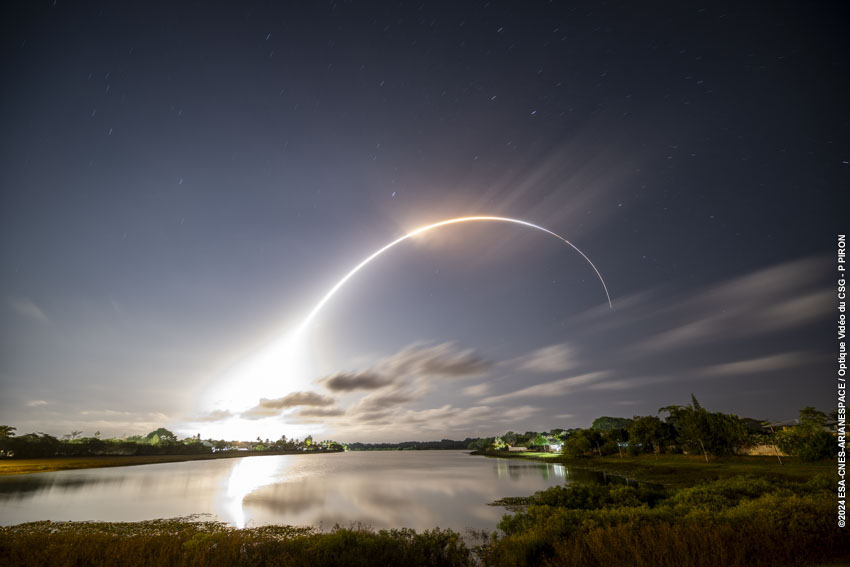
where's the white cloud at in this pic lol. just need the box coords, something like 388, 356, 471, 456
379, 342, 491, 377
629, 256, 831, 353
698, 352, 815, 377
481, 371, 608, 404
509, 343, 576, 373
461, 383, 490, 397
586, 376, 671, 391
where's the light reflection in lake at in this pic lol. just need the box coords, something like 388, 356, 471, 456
0, 451, 614, 532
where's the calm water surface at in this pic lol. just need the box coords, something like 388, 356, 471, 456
0, 451, 611, 531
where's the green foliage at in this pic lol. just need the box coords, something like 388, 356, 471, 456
775, 406, 835, 461
561, 429, 617, 457
562, 435, 592, 457
628, 415, 673, 454
467, 437, 494, 451
145, 428, 177, 444
660, 395, 747, 458
590, 416, 633, 431
482, 476, 845, 567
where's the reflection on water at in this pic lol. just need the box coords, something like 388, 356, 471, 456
225, 456, 284, 528
0, 452, 622, 532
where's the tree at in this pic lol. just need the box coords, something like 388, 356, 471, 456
591, 417, 634, 431
775, 407, 834, 462
145, 428, 177, 444
503, 431, 517, 446
660, 395, 747, 461
629, 416, 671, 458
468, 438, 494, 451
602, 427, 629, 458
0, 425, 16, 456
562, 434, 592, 457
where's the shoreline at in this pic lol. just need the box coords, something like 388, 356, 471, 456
470, 449, 835, 487
0, 450, 342, 476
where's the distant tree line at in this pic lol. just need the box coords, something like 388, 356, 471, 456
0, 427, 345, 459
346, 439, 481, 451
0, 427, 210, 459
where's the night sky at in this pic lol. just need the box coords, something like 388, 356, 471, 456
1, 2, 847, 442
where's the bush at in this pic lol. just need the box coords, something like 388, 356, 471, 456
481, 476, 846, 567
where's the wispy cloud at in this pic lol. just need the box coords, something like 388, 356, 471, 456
461, 383, 490, 397
508, 343, 576, 373
192, 409, 234, 422
586, 376, 671, 391
312, 342, 493, 424
295, 407, 346, 419
481, 371, 608, 404
698, 352, 815, 377
8, 297, 49, 323
318, 371, 393, 392
354, 391, 416, 412
26, 400, 48, 407
628, 257, 831, 353
379, 342, 491, 377
243, 392, 335, 419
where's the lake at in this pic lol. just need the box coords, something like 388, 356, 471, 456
0, 451, 615, 532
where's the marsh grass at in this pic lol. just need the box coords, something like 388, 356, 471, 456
479, 475, 847, 567
0, 519, 470, 567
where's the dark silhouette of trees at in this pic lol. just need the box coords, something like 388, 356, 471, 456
775, 407, 834, 461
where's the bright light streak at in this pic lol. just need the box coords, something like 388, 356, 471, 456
198, 216, 611, 424
295, 216, 612, 337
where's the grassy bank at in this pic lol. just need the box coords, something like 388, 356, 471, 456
0, 520, 470, 567
473, 450, 833, 487
0, 450, 336, 476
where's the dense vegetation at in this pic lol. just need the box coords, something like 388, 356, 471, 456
0, 520, 470, 567
476, 397, 838, 463
479, 475, 845, 566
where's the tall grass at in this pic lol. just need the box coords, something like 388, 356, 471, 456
0, 520, 470, 567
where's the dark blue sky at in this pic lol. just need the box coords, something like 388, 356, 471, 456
1, 1, 847, 441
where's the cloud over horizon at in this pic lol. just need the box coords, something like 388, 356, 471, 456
242, 392, 336, 420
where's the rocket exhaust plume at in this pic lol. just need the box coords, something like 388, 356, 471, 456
296, 216, 612, 337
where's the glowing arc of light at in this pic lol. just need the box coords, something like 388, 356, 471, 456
295, 216, 612, 337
